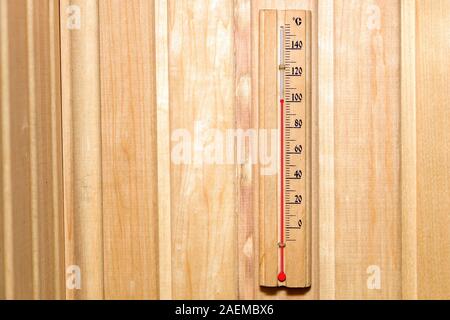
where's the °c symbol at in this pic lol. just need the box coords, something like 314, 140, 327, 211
293, 17, 302, 26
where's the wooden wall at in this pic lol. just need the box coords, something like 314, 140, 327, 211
0, 0, 450, 300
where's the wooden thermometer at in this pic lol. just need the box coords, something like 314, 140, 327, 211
259, 10, 311, 288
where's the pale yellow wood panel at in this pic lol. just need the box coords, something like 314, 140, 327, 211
60, 0, 104, 300
0, 0, 64, 299
251, 0, 317, 300
155, 0, 173, 300
168, 0, 237, 299
234, 0, 254, 300
416, 0, 450, 300
334, 0, 401, 299
99, 0, 159, 299
401, 0, 418, 300
317, 0, 336, 300
0, 15, 4, 296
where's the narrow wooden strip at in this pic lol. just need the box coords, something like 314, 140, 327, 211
60, 0, 104, 300
307, 0, 320, 301
26, 0, 40, 299
317, 0, 336, 300
99, 0, 159, 300
155, 0, 172, 300
0, 0, 14, 300
0, 1, 4, 298
48, 0, 65, 300
234, 0, 255, 299
400, 0, 417, 300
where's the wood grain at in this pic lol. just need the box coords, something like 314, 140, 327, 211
401, 0, 417, 300
2, 0, 450, 301
415, 0, 450, 300
334, 0, 401, 299
0, 0, 5, 295
60, 0, 104, 300
1, 0, 33, 299
99, 0, 159, 300
168, 0, 237, 299
0, 0, 64, 299
234, 0, 254, 300
28, 0, 65, 299
317, 0, 335, 300
155, 0, 173, 300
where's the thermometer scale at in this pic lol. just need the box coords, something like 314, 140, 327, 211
259, 10, 311, 288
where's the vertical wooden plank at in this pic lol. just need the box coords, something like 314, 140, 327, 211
415, 0, 450, 300
334, 0, 401, 299
2, 0, 34, 299
0, 1, 4, 294
29, 0, 65, 299
48, 0, 65, 300
60, 0, 104, 300
0, 0, 16, 300
26, 0, 40, 299
1, 0, 64, 299
317, 0, 336, 300
168, 0, 237, 299
401, 0, 417, 300
155, 0, 172, 300
234, 0, 254, 300
252, 0, 317, 300
99, 0, 159, 300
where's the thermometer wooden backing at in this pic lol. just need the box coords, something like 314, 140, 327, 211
259, 10, 311, 288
